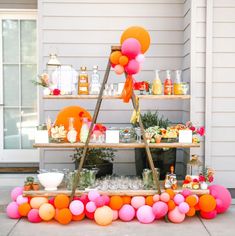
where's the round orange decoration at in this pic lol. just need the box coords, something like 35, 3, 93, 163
54, 194, 70, 209
120, 26, 151, 53
109, 196, 123, 210
165, 189, 175, 199
186, 207, 196, 217
72, 212, 85, 221
168, 200, 176, 211
18, 203, 31, 217
119, 55, 129, 66
185, 195, 198, 207
145, 196, 154, 206
57, 208, 72, 225
199, 194, 216, 213
122, 196, 131, 205
54, 106, 92, 142
110, 51, 122, 65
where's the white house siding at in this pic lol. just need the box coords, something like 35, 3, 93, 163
39, 0, 190, 175
0, 0, 37, 9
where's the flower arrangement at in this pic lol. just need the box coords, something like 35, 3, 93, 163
186, 121, 205, 136
199, 167, 215, 184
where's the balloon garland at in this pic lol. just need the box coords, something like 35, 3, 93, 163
110, 26, 151, 103
6, 185, 231, 225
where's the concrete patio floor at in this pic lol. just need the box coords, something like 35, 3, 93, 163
0, 174, 234, 236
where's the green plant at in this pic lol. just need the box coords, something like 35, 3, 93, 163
136, 111, 170, 129
72, 148, 116, 166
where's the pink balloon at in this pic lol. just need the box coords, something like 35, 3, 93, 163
136, 205, 155, 224
135, 54, 145, 64
69, 200, 84, 216
209, 185, 232, 213
86, 201, 97, 213
153, 194, 160, 202
6, 202, 21, 219
112, 210, 119, 221
16, 195, 28, 205
160, 192, 170, 203
168, 206, 185, 223
200, 210, 217, 219
114, 65, 124, 75
215, 198, 224, 213
173, 194, 185, 205
181, 189, 192, 198
178, 202, 190, 214
27, 209, 42, 223
119, 204, 135, 222
11, 187, 23, 201
88, 190, 100, 202
80, 194, 89, 205
102, 195, 110, 206
94, 196, 105, 208
48, 197, 55, 206
121, 38, 141, 59
152, 201, 168, 219
125, 59, 140, 75
131, 196, 145, 209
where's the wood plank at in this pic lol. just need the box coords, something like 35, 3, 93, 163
0, 167, 38, 173
43, 95, 191, 100
33, 142, 200, 149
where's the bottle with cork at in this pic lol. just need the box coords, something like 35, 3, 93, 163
164, 70, 173, 95
152, 69, 162, 95
78, 66, 89, 95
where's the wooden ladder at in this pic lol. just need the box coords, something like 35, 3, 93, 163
70, 46, 160, 200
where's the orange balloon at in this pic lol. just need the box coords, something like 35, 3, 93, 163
39, 203, 55, 221
122, 196, 131, 205
94, 206, 113, 226
110, 51, 122, 65
186, 207, 196, 217
185, 195, 198, 207
145, 196, 154, 206
54, 194, 70, 209
57, 208, 72, 225
18, 203, 31, 217
199, 194, 216, 213
109, 196, 123, 210
72, 212, 85, 221
55, 106, 92, 142
165, 189, 175, 199
168, 200, 176, 211
120, 26, 151, 53
119, 55, 129, 66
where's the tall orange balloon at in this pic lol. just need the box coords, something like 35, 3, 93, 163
120, 26, 151, 53
199, 194, 216, 213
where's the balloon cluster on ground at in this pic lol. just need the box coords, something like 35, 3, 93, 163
110, 26, 150, 76
6, 185, 231, 225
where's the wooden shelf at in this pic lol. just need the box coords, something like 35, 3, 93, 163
33, 142, 200, 149
23, 188, 209, 197
43, 95, 190, 100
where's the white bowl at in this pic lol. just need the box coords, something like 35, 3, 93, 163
38, 172, 64, 191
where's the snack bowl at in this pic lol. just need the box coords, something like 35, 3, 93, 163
38, 172, 64, 191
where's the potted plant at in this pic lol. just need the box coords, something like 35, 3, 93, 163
72, 148, 116, 178
24, 176, 34, 191
134, 111, 176, 180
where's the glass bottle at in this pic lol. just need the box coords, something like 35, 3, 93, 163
152, 69, 162, 95
187, 154, 203, 176
80, 117, 89, 143
67, 117, 77, 143
78, 66, 89, 95
90, 65, 101, 95
164, 165, 177, 190
173, 70, 183, 95
164, 70, 173, 95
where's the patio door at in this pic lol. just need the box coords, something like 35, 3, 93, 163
0, 10, 39, 163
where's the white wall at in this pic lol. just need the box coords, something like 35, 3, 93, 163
39, 0, 189, 174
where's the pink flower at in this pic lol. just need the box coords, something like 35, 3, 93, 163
208, 176, 214, 183
197, 127, 205, 136
193, 178, 199, 183
199, 175, 206, 182
190, 126, 196, 132
53, 89, 61, 95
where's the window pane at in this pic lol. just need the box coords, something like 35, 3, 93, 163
3, 65, 19, 106
20, 20, 36, 63
21, 64, 37, 106
4, 108, 20, 149
2, 20, 19, 63
21, 108, 37, 149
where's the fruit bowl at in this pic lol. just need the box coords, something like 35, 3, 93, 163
37, 172, 64, 191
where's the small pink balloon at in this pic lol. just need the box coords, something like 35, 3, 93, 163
112, 210, 119, 221
181, 189, 192, 198
168, 206, 185, 223
114, 64, 124, 75
48, 197, 55, 206
6, 202, 21, 219
131, 196, 145, 209
135, 54, 145, 64
152, 201, 168, 219
125, 59, 140, 75
88, 190, 100, 202
121, 38, 141, 59
153, 194, 160, 202
119, 204, 135, 222
200, 210, 217, 219
86, 201, 97, 213
69, 200, 84, 216
11, 187, 23, 201
160, 192, 170, 203
102, 195, 110, 205
80, 194, 89, 205
178, 202, 190, 214
136, 205, 155, 224
173, 194, 185, 205
94, 196, 105, 208
16, 195, 28, 205
27, 209, 42, 223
